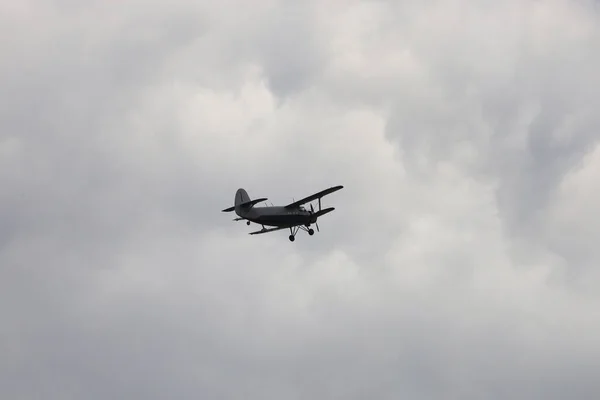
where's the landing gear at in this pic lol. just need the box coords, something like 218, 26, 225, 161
289, 226, 298, 242
288, 225, 316, 242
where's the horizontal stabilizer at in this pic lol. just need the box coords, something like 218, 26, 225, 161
222, 197, 267, 212
239, 197, 268, 208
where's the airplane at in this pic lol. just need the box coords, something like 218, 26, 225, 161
221, 185, 344, 242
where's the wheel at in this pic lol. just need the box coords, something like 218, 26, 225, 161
246, 221, 250, 225
289, 235, 295, 242
308, 228, 314, 235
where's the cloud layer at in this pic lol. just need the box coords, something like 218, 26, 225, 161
2, 0, 600, 399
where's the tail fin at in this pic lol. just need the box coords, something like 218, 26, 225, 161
222, 189, 267, 213
235, 188, 268, 211
222, 189, 250, 212
235, 188, 251, 206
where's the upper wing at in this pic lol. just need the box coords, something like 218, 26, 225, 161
284, 185, 344, 209
248, 226, 288, 235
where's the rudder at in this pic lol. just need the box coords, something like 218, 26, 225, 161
235, 189, 251, 206
222, 189, 252, 213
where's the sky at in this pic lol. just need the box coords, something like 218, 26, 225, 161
1, 0, 600, 398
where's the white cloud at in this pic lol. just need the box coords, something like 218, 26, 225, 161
1, 0, 600, 399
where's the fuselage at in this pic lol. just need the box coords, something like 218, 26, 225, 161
236, 206, 315, 227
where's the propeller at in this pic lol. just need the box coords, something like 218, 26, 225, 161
310, 203, 320, 232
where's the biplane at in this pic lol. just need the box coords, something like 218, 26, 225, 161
221, 185, 343, 241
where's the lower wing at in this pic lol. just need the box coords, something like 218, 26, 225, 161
312, 207, 335, 218
248, 226, 289, 235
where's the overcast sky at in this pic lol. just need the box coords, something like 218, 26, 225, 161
2, 0, 600, 399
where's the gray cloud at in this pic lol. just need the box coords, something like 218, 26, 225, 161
2, 1, 600, 399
